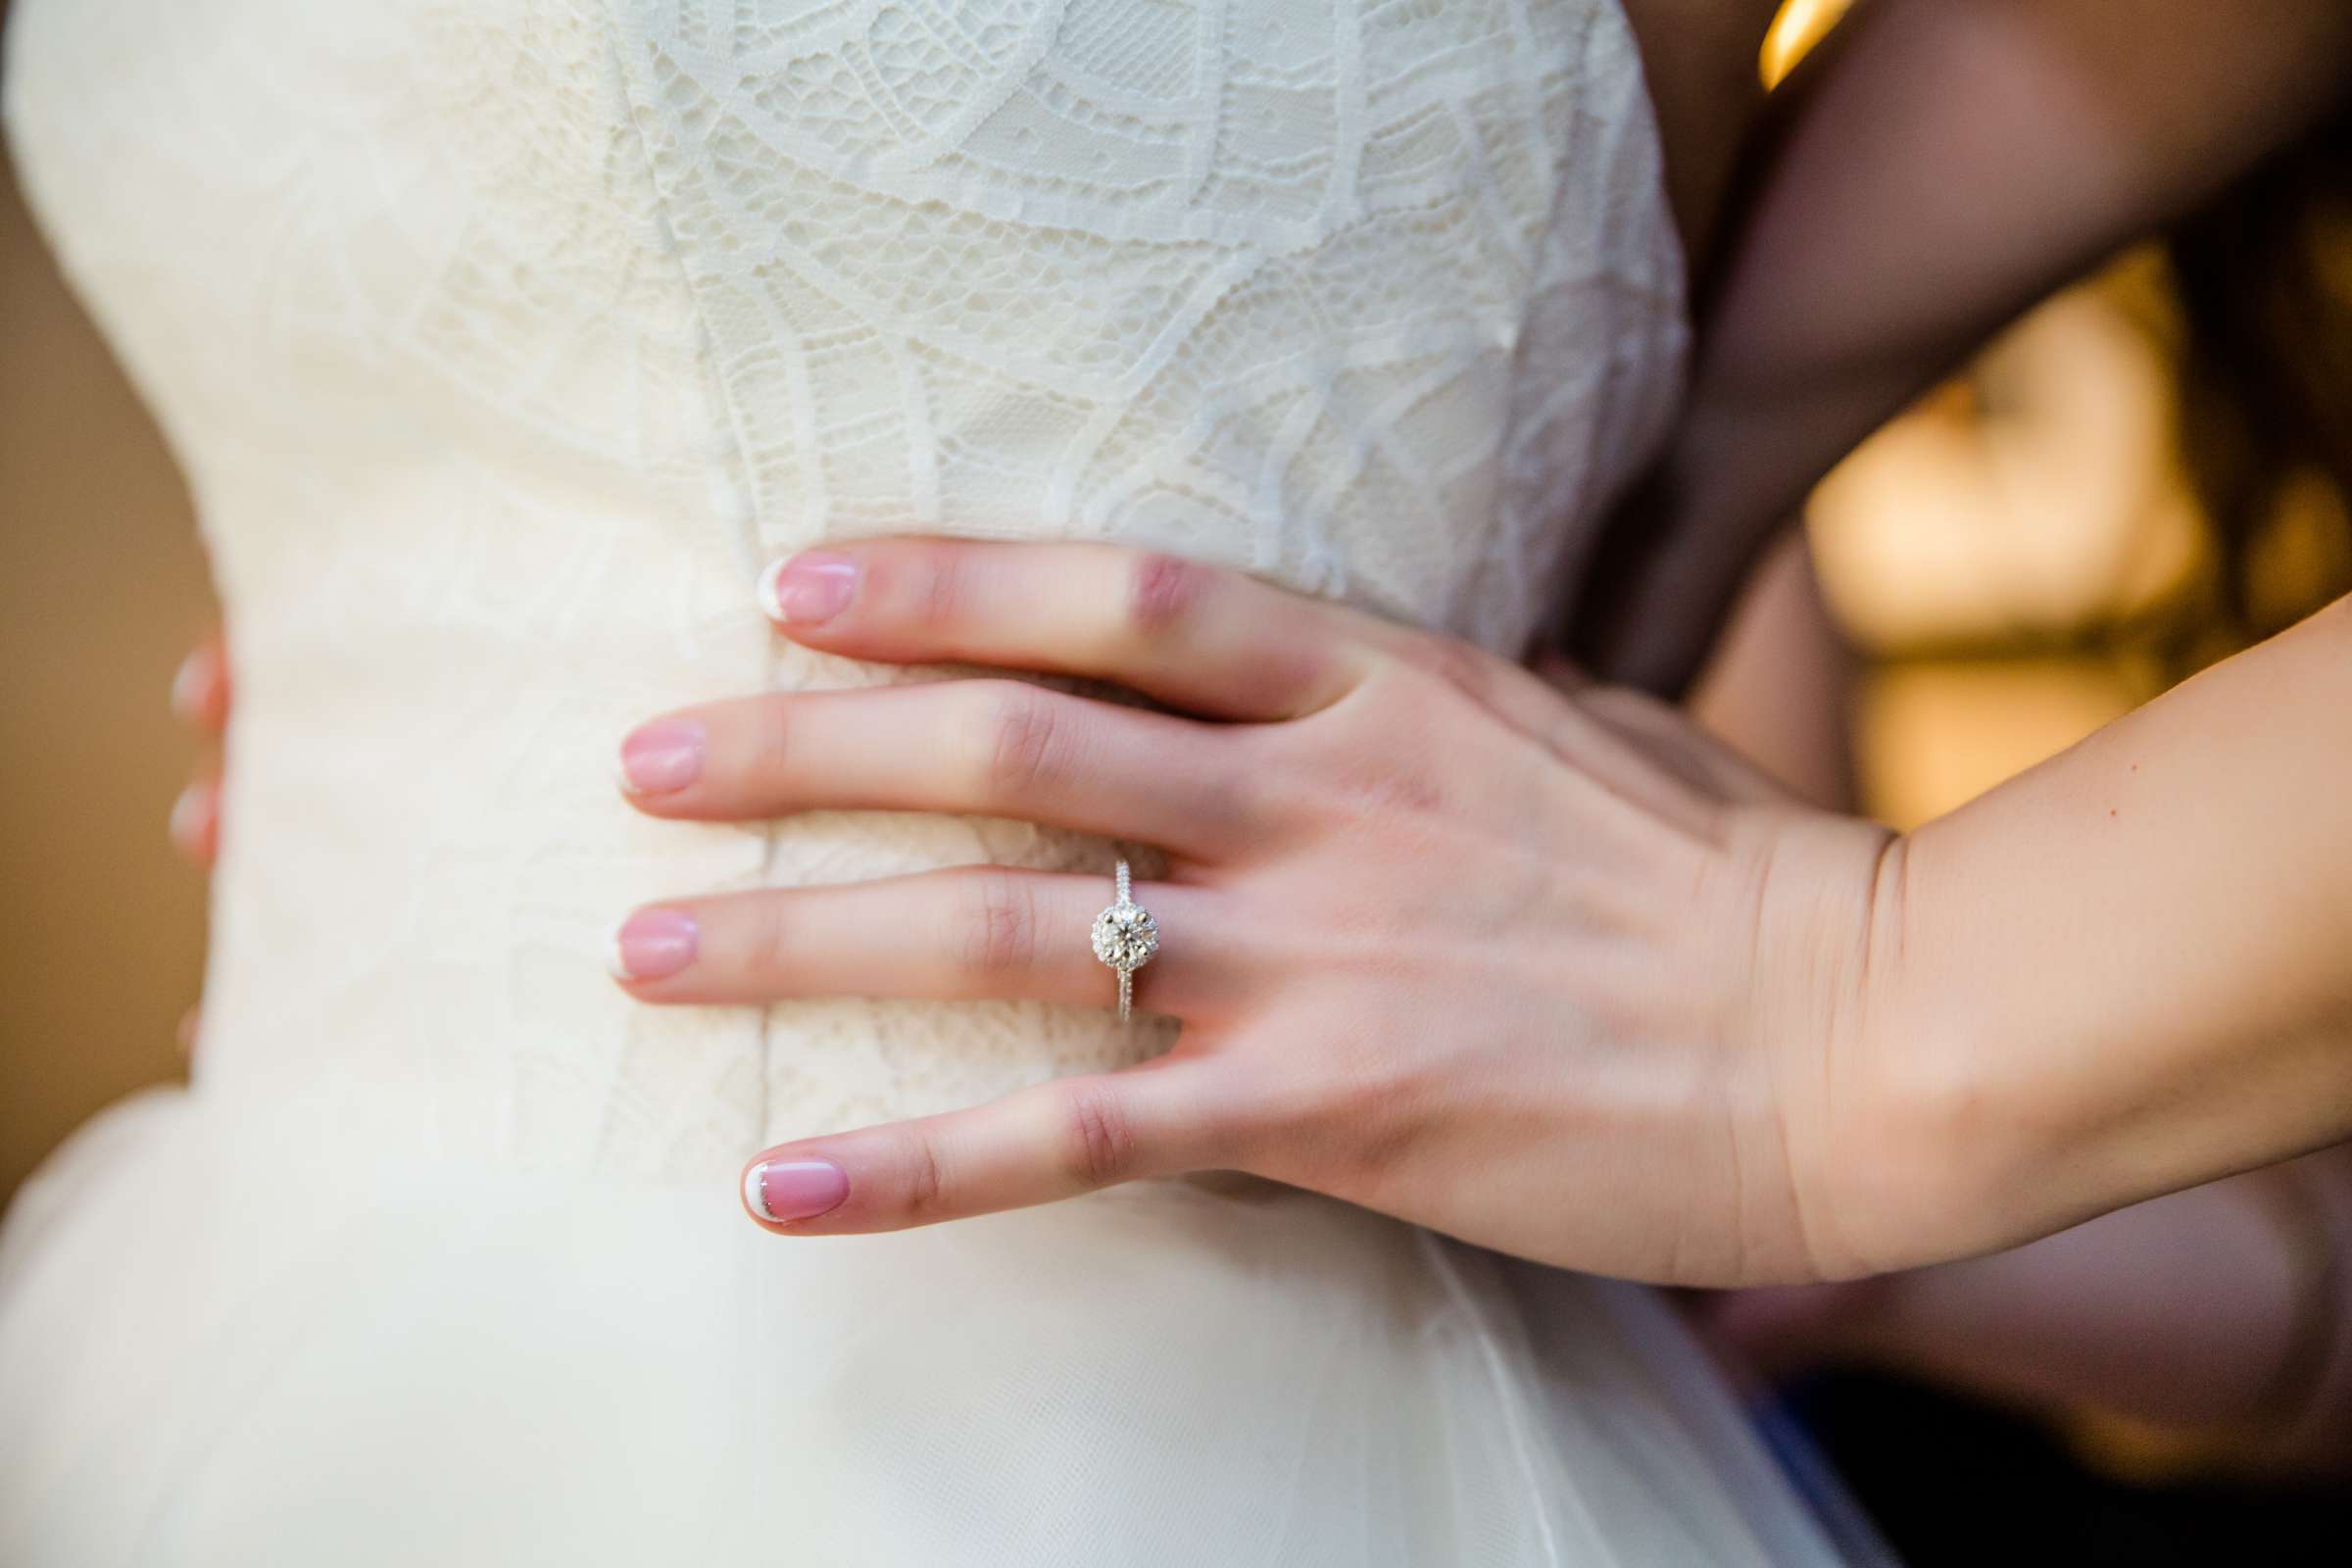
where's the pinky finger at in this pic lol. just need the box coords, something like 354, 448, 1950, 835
739, 1054, 1237, 1234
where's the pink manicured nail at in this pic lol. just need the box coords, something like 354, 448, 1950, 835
745, 1158, 850, 1223
170, 646, 216, 723
618, 717, 705, 796
169, 780, 215, 856
606, 907, 699, 981
758, 552, 858, 625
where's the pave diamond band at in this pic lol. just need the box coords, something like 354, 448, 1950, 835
1090, 858, 1158, 1022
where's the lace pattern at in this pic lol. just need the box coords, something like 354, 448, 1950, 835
3, 0, 1685, 1174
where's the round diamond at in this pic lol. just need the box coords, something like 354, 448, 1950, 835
1091, 903, 1158, 970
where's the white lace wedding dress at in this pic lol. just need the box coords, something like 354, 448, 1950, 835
0, 3, 1849, 1561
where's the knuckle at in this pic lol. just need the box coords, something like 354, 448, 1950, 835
907, 547, 969, 628
1207, 725, 1293, 826
896, 1131, 949, 1219
976, 684, 1074, 802
1057, 1082, 1140, 1188
753, 696, 796, 781
1540, 697, 1605, 760
1398, 637, 1500, 710
1125, 551, 1211, 639
1577, 684, 1662, 728
1220, 1051, 1389, 1193
957, 868, 1041, 979
750, 895, 798, 984
1298, 706, 1447, 819
1577, 685, 1686, 756
1360, 760, 1448, 819
1200, 1061, 1298, 1173
1301, 1056, 1424, 1199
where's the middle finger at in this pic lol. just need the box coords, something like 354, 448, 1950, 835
620, 681, 1261, 861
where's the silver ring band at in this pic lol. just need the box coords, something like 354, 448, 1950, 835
1089, 858, 1158, 1022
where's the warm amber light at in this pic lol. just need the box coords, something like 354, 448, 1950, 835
1760, 0, 1855, 87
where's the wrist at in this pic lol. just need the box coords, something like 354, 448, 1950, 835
1838, 800, 2171, 1277
1735, 809, 1947, 1282
1804, 821, 2046, 1279
1815, 603, 2352, 1279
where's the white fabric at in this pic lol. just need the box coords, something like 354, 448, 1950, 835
0, 2, 1838, 1561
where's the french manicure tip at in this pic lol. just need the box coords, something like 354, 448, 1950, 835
756, 556, 789, 622
603, 923, 633, 981
744, 1162, 777, 1222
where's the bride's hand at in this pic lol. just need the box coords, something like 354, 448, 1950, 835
612, 539, 1919, 1287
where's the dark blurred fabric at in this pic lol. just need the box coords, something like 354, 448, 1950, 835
1787, 1371, 2352, 1566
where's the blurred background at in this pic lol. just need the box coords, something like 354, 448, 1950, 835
0, 0, 213, 1208
2, 1, 2348, 1562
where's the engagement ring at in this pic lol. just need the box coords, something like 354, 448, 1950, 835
1090, 858, 1158, 1022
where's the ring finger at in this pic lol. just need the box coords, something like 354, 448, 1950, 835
607, 867, 1248, 1019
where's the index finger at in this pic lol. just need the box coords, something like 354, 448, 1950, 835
758, 538, 1382, 721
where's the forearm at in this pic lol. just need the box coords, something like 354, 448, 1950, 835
1686, 528, 1857, 812
1719, 1148, 2352, 1473
1579, 0, 2352, 692
1875, 597, 2352, 1261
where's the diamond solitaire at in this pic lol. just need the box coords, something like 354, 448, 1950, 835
1091, 859, 1158, 1021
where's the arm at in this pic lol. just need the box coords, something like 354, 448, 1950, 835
1713, 1147, 2352, 1475
1856, 597, 2352, 1263
1685, 527, 1857, 814
1566, 0, 2352, 1268
1574, 0, 2352, 693
586, 7, 2352, 1288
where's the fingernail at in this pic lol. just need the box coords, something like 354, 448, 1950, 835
606, 907, 699, 981
169, 780, 214, 856
618, 717, 705, 796
758, 552, 858, 625
745, 1158, 850, 1223
170, 647, 215, 722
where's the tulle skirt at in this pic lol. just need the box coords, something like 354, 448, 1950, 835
0, 1087, 1846, 1564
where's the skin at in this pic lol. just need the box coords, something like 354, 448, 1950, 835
600, 525, 2352, 1289
166, 630, 226, 868
621, 536, 1898, 1284
657, 2, 2352, 1285
1571, 0, 2352, 689
164, 0, 2352, 1446
167, 632, 227, 1058
1612, 0, 1788, 265
1592, 0, 2352, 1459
1711, 1145, 2352, 1473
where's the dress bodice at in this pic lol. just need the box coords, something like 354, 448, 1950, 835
0, 17, 1866, 1563
2, 0, 1686, 1176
